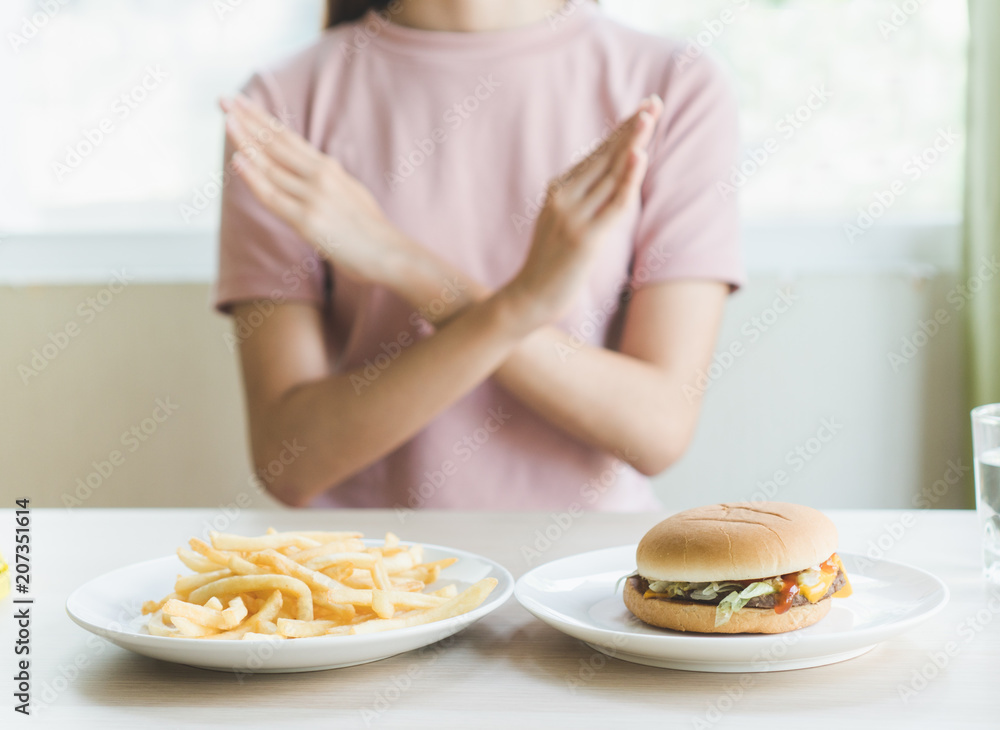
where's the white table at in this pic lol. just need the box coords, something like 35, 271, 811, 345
1, 508, 997, 729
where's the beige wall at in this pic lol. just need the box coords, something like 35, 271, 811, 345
0, 283, 280, 509
0, 271, 972, 510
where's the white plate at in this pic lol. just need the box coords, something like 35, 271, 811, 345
67, 542, 513, 673
515, 546, 948, 672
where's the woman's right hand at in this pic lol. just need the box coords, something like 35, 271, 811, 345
501, 95, 663, 328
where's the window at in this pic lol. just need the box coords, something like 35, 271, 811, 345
4, 0, 323, 232
601, 0, 968, 222
3, 0, 968, 240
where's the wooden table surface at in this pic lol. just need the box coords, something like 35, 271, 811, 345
0, 508, 996, 729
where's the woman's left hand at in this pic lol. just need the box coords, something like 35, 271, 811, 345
221, 94, 417, 284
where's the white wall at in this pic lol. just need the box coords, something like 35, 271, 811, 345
653, 267, 970, 510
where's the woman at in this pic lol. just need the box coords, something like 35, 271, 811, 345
215, 0, 743, 510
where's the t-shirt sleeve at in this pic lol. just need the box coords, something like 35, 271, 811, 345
630, 54, 745, 291
213, 72, 327, 314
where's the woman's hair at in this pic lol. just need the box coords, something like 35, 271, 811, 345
325, 1, 597, 28
324, 0, 392, 28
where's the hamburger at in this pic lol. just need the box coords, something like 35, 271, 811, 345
623, 502, 852, 634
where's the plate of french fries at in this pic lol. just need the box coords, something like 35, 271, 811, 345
66, 529, 513, 672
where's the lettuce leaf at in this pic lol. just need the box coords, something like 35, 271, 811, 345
647, 580, 691, 597
689, 581, 746, 601
714, 582, 778, 627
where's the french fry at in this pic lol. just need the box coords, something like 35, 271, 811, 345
207, 590, 284, 640
188, 538, 239, 567
371, 557, 392, 591
323, 588, 449, 609
145, 529, 495, 643
175, 568, 232, 595
188, 575, 314, 621
284, 540, 367, 563
177, 548, 223, 573
162, 596, 248, 630
147, 610, 179, 637
429, 584, 459, 599
303, 552, 378, 572
381, 552, 416, 574
371, 590, 395, 619
249, 549, 347, 593
275, 618, 343, 638
142, 594, 180, 615
169, 615, 219, 638
338, 579, 497, 635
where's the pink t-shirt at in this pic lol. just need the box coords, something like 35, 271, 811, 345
215, 2, 744, 511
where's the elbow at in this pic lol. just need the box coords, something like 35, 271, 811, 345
629, 423, 696, 477
250, 442, 317, 508
263, 479, 313, 508
632, 449, 681, 478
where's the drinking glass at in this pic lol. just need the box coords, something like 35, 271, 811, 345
972, 403, 1000, 583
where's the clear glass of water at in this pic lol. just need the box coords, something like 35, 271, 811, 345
972, 404, 1000, 583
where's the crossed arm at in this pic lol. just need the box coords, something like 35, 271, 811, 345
223, 94, 728, 506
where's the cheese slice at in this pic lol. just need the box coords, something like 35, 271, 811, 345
0, 551, 9, 601
797, 568, 836, 603
797, 553, 852, 602
831, 553, 853, 598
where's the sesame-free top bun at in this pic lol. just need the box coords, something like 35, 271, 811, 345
636, 502, 838, 583
623, 576, 832, 634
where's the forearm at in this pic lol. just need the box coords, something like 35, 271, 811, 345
254, 292, 534, 506
385, 247, 692, 472
492, 328, 693, 475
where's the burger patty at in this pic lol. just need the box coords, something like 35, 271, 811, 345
632, 570, 847, 609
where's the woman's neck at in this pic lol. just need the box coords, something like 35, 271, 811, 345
390, 0, 571, 32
